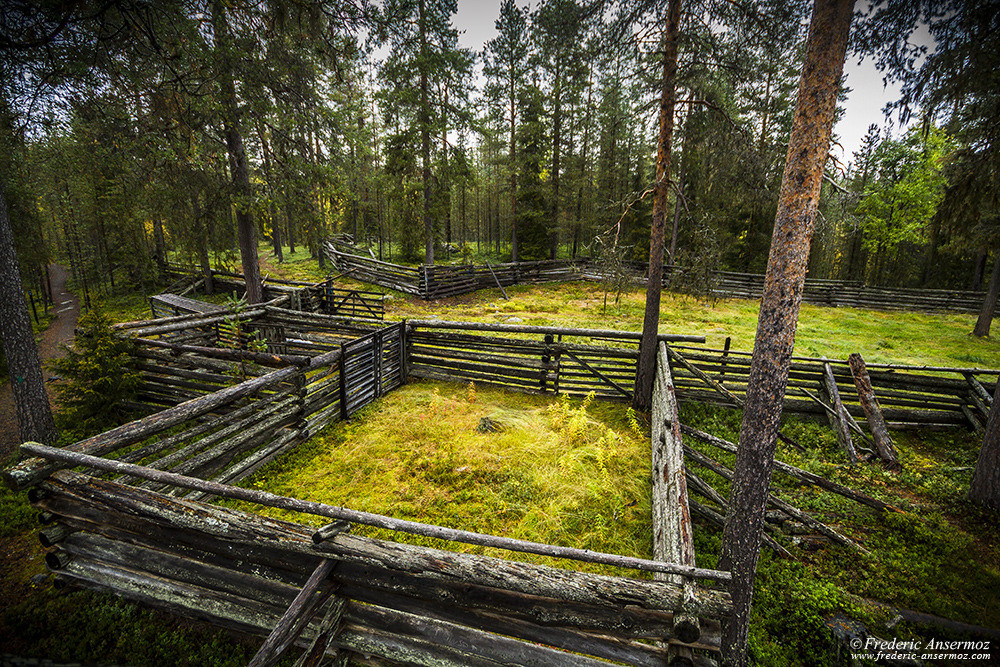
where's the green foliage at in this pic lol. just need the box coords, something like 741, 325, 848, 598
51, 307, 140, 442
1, 590, 263, 666
229, 381, 654, 572
0, 482, 34, 538
515, 84, 550, 261
855, 126, 955, 259
750, 561, 848, 665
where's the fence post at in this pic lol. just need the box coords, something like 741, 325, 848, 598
719, 337, 732, 385
374, 328, 383, 399
541, 333, 554, 393
399, 320, 408, 386
339, 343, 349, 421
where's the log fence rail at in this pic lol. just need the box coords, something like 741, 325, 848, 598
325, 241, 1000, 314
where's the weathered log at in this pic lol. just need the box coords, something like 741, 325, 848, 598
688, 499, 791, 559
4, 366, 301, 491
295, 594, 348, 667
651, 343, 700, 645
565, 348, 632, 399
134, 361, 235, 385
965, 373, 994, 408
201, 429, 305, 493
793, 387, 875, 453
313, 520, 352, 544
679, 424, 896, 513
124, 309, 266, 339
962, 405, 985, 435
119, 390, 297, 482
27, 458, 731, 588
410, 319, 705, 343
46, 508, 703, 642
681, 445, 868, 554
39, 523, 71, 547
339, 584, 680, 666
848, 353, 900, 467
249, 558, 338, 667
136, 337, 311, 367
822, 361, 858, 463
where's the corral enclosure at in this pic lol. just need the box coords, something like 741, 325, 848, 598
6, 299, 1000, 665
7, 305, 731, 666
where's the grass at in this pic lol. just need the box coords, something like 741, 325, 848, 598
5, 250, 1000, 665
228, 381, 654, 572
230, 381, 1000, 665
380, 280, 1000, 369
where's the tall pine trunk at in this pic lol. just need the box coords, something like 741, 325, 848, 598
633, 0, 682, 412
973, 253, 1000, 337
0, 180, 56, 446
212, 0, 262, 304
970, 377, 1000, 510
419, 0, 434, 266
550, 68, 562, 260
718, 1, 854, 664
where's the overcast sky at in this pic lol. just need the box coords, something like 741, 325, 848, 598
451, 1, 929, 168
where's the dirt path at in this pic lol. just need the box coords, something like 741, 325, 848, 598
0, 264, 79, 459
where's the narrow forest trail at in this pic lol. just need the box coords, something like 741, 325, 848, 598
0, 264, 79, 459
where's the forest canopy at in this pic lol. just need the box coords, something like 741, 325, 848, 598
0, 0, 995, 299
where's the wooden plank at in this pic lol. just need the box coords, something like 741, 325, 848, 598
823, 361, 858, 463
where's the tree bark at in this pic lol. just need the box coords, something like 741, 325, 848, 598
970, 377, 1000, 511
510, 66, 518, 263
717, 1, 854, 664
550, 67, 562, 260
153, 215, 166, 277
971, 251, 987, 291
633, 0, 682, 413
0, 181, 56, 446
419, 0, 434, 266
973, 253, 1000, 337
211, 0, 262, 304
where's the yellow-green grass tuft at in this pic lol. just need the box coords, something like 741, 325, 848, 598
230, 380, 656, 574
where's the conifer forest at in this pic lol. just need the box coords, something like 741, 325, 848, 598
1, 1, 999, 666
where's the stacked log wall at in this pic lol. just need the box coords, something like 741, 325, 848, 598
30, 469, 729, 666
405, 321, 997, 431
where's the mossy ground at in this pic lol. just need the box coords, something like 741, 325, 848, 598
3, 247, 1000, 665
226, 380, 1000, 665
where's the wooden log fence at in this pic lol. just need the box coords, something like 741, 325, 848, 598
325, 242, 588, 301
666, 344, 999, 432
318, 283, 385, 320
325, 241, 1000, 314
9, 298, 1000, 664
19, 451, 731, 666
707, 271, 992, 313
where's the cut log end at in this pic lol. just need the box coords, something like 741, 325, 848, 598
673, 613, 701, 644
